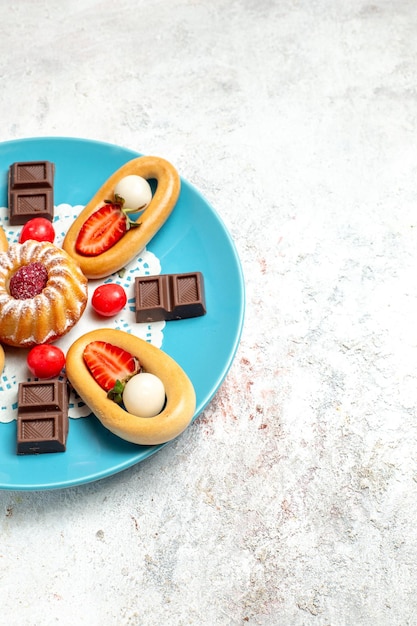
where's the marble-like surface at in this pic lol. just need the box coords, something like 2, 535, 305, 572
1, 1, 417, 624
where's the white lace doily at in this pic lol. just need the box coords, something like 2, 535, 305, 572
0, 203, 164, 423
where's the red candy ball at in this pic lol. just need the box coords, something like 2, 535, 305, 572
19, 218, 55, 244
27, 345, 66, 379
91, 283, 127, 317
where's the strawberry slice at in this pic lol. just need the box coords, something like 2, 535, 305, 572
83, 341, 140, 398
75, 202, 139, 256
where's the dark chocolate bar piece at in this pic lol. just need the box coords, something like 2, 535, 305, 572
9, 161, 55, 189
16, 379, 69, 455
135, 272, 206, 323
8, 160, 55, 225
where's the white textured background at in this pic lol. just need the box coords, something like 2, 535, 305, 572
1, 1, 417, 624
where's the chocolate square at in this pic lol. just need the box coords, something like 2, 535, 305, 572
17, 415, 66, 454
9, 188, 54, 225
172, 273, 206, 318
9, 161, 54, 189
135, 275, 169, 322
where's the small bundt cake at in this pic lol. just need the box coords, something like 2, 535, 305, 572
0, 240, 88, 347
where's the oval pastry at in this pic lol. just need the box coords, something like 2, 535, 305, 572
63, 156, 180, 279
66, 329, 196, 446
0, 225, 8, 252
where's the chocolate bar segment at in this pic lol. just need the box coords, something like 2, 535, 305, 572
16, 379, 69, 455
9, 161, 55, 189
135, 272, 206, 323
8, 160, 55, 225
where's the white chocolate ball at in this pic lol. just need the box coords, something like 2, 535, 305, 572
123, 373, 166, 418
114, 175, 152, 210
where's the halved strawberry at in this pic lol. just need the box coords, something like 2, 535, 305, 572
83, 341, 141, 401
75, 201, 140, 256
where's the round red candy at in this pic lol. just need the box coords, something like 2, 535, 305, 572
19, 218, 55, 244
27, 345, 66, 379
91, 283, 127, 317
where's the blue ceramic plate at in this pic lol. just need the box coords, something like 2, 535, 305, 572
0, 137, 245, 490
